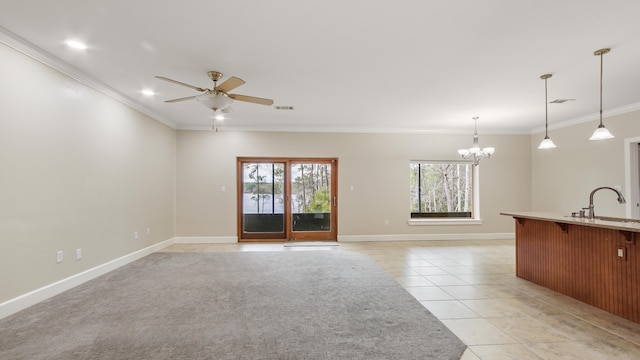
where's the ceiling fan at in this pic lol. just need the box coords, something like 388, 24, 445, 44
155, 71, 274, 114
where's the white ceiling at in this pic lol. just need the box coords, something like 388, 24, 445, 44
1, 0, 640, 134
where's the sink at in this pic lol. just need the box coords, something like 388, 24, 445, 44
594, 216, 640, 224
565, 215, 640, 224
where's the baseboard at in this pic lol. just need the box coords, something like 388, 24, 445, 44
172, 234, 514, 243
173, 236, 237, 244
338, 233, 515, 242
0, 238, 175, 320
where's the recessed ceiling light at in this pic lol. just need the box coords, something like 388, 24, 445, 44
141, 89, 155, 96
65, 39, 88, 50
275, 106, 295, 110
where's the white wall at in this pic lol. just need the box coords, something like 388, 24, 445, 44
531, 110, 640, 217
0, 43, 176, 303
176, 130, 531, 240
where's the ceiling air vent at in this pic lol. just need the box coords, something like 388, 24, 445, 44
275, 106, 295, 110
549, 99, 576, 104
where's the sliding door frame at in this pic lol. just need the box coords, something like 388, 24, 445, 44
237, 157, 338, 242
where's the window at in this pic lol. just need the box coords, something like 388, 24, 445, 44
409, 161, 478, 222
242, 162, 285, 233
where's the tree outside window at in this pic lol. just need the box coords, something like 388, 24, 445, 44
410, 161, 474, 218
291, 163, 331, 214
243, 163, 284, 214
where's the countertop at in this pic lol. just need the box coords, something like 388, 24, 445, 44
500, 211, 640, 233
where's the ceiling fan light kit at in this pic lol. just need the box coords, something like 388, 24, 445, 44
196, 93, 233, 111
212, 109, 230, 121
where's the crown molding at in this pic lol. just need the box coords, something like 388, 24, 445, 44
530, 102, 640, 135
0, 26, 176, 129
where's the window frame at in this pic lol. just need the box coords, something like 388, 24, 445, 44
407, 160, 483, 226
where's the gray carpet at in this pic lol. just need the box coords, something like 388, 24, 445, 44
0, 251, 466, 359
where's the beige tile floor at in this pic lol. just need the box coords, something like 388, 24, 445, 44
160, 240, 640, 360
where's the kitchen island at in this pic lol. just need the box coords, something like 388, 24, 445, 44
501, 211, 640, 324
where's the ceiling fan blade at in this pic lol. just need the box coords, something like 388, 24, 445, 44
164, 95, 197, 103
216, 76, 245, 93
228, 94, 274, 106
155, 76, 206, 92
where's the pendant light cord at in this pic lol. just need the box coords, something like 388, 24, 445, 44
599, 51, 604, 126
544, 77, 549, 136
539, 74, 552, 138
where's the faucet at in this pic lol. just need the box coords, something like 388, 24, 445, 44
588, 186, 626, 219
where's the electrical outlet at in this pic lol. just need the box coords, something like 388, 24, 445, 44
617, 248, 624, 258
56, 250, 64, 263
76, 248, 82, 260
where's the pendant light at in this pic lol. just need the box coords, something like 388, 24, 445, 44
589, 48, 614, 140
538, 74, 556, 149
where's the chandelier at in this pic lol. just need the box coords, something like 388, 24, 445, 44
457, 117, 495, 165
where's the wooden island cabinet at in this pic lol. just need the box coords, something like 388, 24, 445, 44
502, 212, 640, 324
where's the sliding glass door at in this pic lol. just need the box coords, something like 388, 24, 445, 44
289, 160, 337, 241
237, 158, 337, 242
